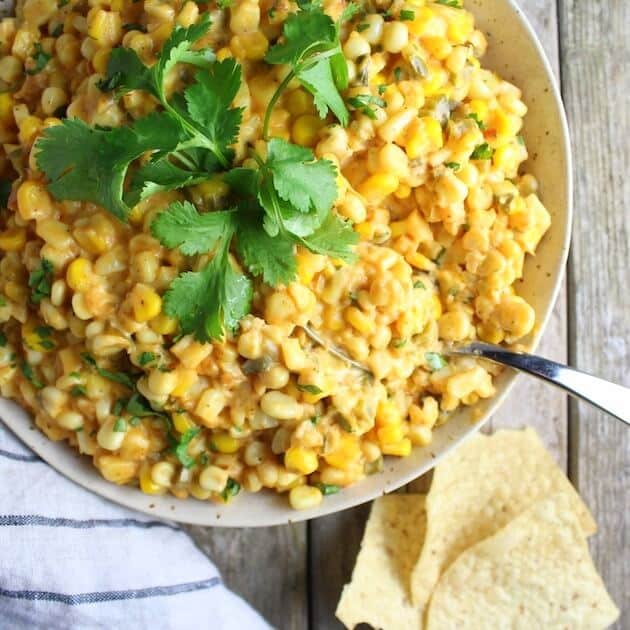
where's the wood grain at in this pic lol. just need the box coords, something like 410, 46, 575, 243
308, 3, 566, 629
186, 523, 308, 629
559, 0, 629, 624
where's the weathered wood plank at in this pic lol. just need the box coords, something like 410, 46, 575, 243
308, 3, 565, 629
487, 0, 567, 470
185, 524, 308, 629
559, 0, 629, 624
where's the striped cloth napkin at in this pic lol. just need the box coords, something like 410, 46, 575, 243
0, 421, 270, 630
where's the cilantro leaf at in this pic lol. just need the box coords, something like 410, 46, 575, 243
425, 351, 448, 371
470, 143, 494, 160
80, 352, 136, 388
183, 59, 244, 163
299, 60, 348, 125
25, 43, 51, 75
265, 138, 337, 215
151, 201, 236, 256
235, 215, 297, 286
163, 228, 252, 341
36, 115, 183, 221
295, 212, 358, 262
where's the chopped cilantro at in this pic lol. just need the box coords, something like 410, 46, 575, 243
21, 362, 44, 389
377, 83, 387, 95
80, 352, 136, 389
122, 22, 147, 32
197, 452, 209, 466
70, 385, 87, 397
445, 161, 461, 171
357, 22, 370, 32
434, 247, 447, 266
347, 94, 387, 120
435, 0, 462, 7
425, 351, 448, 371
400, 9, 415, 20
316, 483, 340, 496
28, 260, 54, 304
470, 142, 494, 160
138, 351, 156, 366
174, 427, 200, 468
392, 338, 407, 349
517, 134, 525, 145
217, 0, 233, 7
129, 416, 141, 427
296, 383, 323, 395
221, 477, 241, 500
26, 43, 51, 75
310, 415, 320, 425
413, 280, 426, 289
51, 23, 64, 37
0, 331, 6, 347
394, 66, 402, 81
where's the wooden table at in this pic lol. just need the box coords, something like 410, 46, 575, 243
187, 2, 629, 627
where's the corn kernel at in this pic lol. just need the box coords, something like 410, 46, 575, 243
66, 258, 93, 292
376, 400, 402, 427
171, 368, 197, 397
130, 284, 162, 322
18, 115, 42, 145
0, 227, 26, 251
173, 411, 196, 434
285, 446, 318, 475
381, 437, 412, 457
291, 114, 324, 147
149, 312, 178, 335
140, 463, 167, 495
446, 10, 474, 45
358, 173, 399, 204
377, 424, 405, 444
211, 432, 241, 454
286, 89, 315, 116
324, 434, 361, 470
289, 485, 322, 510
0, 92, 13, 124
345, 306, 375, 335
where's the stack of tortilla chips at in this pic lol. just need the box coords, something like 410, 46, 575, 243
336, 428, 619, 629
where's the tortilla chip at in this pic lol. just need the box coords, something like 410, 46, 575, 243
336, 495, 426, 629
426, 493, 619, 629
411, 428, 596, 607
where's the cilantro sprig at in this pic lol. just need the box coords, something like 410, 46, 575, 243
35, 9, 359, 343
263, 0, 358, 135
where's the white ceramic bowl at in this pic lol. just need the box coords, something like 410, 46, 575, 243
0, 0, 572, 526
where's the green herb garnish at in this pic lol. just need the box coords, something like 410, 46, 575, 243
316, 483, 340, 496
70, 385, 87, 397
445, 161, 460, 171
80, 352, 136, 389
470, 142, 494, 160
21, 362, 44, 389
425, 351, 448, 371
221, 477, 241, 500
28, 260, 54, 304
347, 94, 387, 120
296, 383, 323, 395
138, 351, 157, 366
113, 418, 128, 432
26, 43, 51, 75
174, 427, 201, 468
392, 338, 407, 348
467, 112, 486, 130
435, 0, 462, 7
399, 9, 415, 20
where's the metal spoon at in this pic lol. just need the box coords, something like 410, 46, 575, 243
302, 326, 630, 426
450, 342, 630, 426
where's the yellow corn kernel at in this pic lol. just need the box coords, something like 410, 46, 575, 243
172, 411, 196, 434
296, 251, 317, 285
230, 31, 268, 61
468, 99, 488, 124
66, 258, 93, 292
394, 183, 411, 199
210, 432, 240, 454
18, 115, 42, 145
140, 463, 167, 495
390, 219, 408, 238
377, 424, 405, 445
446, 10, 474, 45
216, 46, 232, 61
477, 321, 504, 344
355, 221, 374, 240
149, 312, 178, 335
409, 424, 433, 446
285, 446, 318, 475
97, 456, 139, 484
289, 485, 322, 510
0, 92, 13, 124
87, 9, 122, 48
381, 437, 412, 457
422, 66, 448, 97
407, 7, 435, 37
92, 47, 111, 74
431, 293, 443, 319
358, 173, 399, 204
324, 434, 361, 470
0, 227, 25, 251
130, 284, 162, 322
493, 108, 522, 139
291, 114, 324, 147
405, 117, 443, 159
286, 89, 315, 116
422, 36, 451, 60
406, 251, 435, 271
193, 176, 229, 204
344, 306, 375, 335
376, 400, 402, 427
17, 180, 54, 220
171, 368, 197, 397
493, 143, 521, 176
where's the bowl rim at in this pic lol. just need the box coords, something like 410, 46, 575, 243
1, 0, 573, 527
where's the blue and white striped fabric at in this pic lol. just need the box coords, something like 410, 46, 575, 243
0, 421, 271, 630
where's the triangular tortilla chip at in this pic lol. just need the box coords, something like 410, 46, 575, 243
426, 493, 619, 629
336, 495, 426, 629
411, 428, 596, 607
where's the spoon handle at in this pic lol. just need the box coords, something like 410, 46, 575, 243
454, 342, 630, 426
